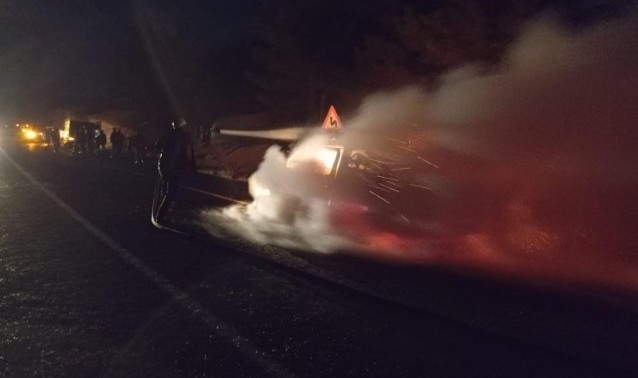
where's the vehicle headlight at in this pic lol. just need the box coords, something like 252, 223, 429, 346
24, 129, 38, 140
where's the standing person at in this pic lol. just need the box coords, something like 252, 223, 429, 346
50, 126, 60, 152
119, 130, 128, 158
109, 128, 118, 157
87, 127, 97, 155
132, 131, 146, 164
111, 128, 123, 158
202, 124, 211, 144
211, 126, 221, 146
125, 133, 134, 159
74, 126, 87, 155
96, 129, 107, 154
155, 118, 195, 223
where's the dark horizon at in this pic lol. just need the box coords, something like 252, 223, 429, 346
0, 0, 633, 126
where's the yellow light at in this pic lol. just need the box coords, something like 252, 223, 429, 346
24, 129, 38, 140
287, 146, 339, 176
315, 147, 338, 175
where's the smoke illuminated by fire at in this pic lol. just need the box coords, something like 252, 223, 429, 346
203, 14, 638, 291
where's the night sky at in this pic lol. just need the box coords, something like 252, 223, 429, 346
0, 0, 260, 123
0, 0, 634, 125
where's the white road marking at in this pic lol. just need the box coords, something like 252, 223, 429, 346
0, 148, 292, 378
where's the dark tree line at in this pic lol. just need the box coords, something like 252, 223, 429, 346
3, 0, 631, 125
244, 0, 634, 123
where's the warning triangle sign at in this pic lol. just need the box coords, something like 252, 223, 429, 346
321, 105, 343, 131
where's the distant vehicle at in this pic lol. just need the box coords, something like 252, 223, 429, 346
62, 119, 102, 148
17, 124, 47, 143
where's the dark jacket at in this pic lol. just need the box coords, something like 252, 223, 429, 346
158, 128, 192, 176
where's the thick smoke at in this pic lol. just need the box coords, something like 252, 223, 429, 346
429, 16, 638, 173
421, 14, 638, 289
203, 14, 638, 290
215, 137, 356, 253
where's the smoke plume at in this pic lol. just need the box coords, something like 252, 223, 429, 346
203, 13, 638, 290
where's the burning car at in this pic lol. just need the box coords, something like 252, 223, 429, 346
61, 119, 102, 147
248, 106, 442, 236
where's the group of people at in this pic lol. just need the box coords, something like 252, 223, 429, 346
108, 128, 146, 163
48, 118, 195, 224
106, 118, 196, 223
110, 128, 147, 163
66, 126, 108, 155
56, 126, 147, 164
48, 127, 61, 152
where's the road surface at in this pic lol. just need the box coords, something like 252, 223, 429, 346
0, 139, 636, 377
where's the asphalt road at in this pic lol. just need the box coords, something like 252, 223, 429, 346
0, 139, 636, 377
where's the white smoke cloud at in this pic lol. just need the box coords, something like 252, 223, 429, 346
204, 137, 356, 253
428, 14, 638, 173
202, 13, 638, 289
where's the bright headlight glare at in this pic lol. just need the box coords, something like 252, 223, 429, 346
24, 130, 38, 140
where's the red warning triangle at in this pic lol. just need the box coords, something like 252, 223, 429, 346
321, 105, 343, 131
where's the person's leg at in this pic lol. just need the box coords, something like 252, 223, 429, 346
157, 175, 179, 222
